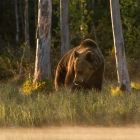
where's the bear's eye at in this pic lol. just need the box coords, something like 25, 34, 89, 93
77, 71, 82, 74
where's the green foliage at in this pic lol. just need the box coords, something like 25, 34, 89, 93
1, 0, 140, 81
120, 0, 140, 58
50, 44, 61, 79
104, 54, 140, 80
92, 0, 113, 53
127, 58, 140, 79
0, 80, 140, 127
1, 0, 140, 55
0, 43, 35, 81
69, 0, 95, 46
52, 0, 61, 48
104, 56, 117, 80
0, 46, 20, 80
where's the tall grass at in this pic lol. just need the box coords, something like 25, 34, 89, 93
0, 80, 140, 127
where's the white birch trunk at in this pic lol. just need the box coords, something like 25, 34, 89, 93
60, 0, 70, 56
33, 0, 52, 83
15, 0, 19, 44
110, 0, 131, 92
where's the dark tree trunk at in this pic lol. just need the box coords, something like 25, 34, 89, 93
15, 0, 19, 44
60, 0, 70, 56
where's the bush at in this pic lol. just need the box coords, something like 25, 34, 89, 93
0, 46, 20, 80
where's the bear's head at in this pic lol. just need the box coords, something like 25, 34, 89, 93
73, 50, 97, 87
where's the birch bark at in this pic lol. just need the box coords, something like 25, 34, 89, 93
33, 0, 52, 83
110, 0, 131, 92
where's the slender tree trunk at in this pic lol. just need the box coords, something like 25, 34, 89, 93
34, 0, 38, 47
19, 0, 30, 78
15, 0, 19, 44
60, 0, 70, 56
33, 0, 52, 84
92, 23, 98, 43
110, 0, 131, 92
80, 1, 84, 40
92, 0, 94, 4
34, 0, 37, 29
24, 0, 30, 60
19, 0, 24, 39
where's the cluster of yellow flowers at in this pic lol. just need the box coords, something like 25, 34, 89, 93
110, 81, 140, 96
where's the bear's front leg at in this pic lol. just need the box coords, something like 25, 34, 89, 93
64, 71, 75, 91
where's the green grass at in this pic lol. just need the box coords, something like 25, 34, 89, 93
0, 80, 140, 127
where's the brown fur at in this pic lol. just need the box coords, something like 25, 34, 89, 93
54, 39, 104, 91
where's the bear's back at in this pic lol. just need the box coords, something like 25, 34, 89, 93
80, 39, 98, 49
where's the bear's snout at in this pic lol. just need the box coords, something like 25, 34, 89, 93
73, 78, 83, 86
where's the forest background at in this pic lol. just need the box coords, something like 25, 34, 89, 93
0, 0, 140, 84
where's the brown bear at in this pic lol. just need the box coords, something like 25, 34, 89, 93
54, 39, 104, 91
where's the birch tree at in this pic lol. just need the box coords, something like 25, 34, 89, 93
60, 0, 70, 56
33, 0, 52, 84
110, 0, 131, 92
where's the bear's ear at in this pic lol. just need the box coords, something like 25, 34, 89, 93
86, 51, 93, 61
74, 51, 79, 58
